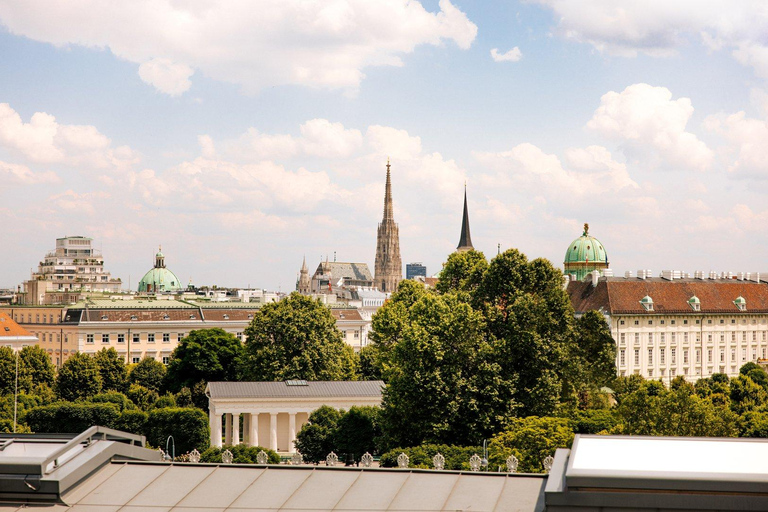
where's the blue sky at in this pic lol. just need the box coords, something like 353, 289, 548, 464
2, 0, 768, 291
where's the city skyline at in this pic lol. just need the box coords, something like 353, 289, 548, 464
3, 1, 768, 290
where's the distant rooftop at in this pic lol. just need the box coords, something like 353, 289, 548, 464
207, 381, 384, 400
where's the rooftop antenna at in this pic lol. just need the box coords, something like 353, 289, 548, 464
334, 251, 336, 262
497, 243, 501, 255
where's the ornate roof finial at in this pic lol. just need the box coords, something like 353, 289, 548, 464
386, 156, 390, 169
583, 223, 589, 236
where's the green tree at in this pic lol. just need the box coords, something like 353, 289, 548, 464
127, 384, 159, 411
94, 348, 129, 393
294, 405, 343, 463
571, 310, 617, 392
164, 328, 243, 392
19, 346, 55, 389
335, 406, 382, 462
379, 292, 515, 448
115, 409, 148, 436
200, 444, 280, 464
0, 347, 22, 395
144, 407, 210, 454
474, 250, 577, 416
56, 352, 102, 401
488, 417, 575, 473
88, 392, 136, 411
435, 250, 488, 294
24, 402, 120, 433
129, 357, 166, 392
239, 293, 357, 381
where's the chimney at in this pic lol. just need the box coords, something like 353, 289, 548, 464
591, 270, 600, 287
738, 272, 745, 281
661, 270, 672, 280
603, 268, 614, 277
638, 270, 645, 280
625, 270, 634, 279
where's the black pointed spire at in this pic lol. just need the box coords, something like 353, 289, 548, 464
457, 184, 474, 252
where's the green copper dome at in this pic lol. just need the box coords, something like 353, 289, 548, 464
138, 267, 182, 293
138, 245, 182, 293
564, 224, 609, 265
563, 223, 610, 281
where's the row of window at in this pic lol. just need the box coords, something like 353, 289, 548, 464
86, 333, 181, 344
619, 331, 768, 345
620, 318, 767, 326
619, 346, 765, 367
16, 313, 59, 324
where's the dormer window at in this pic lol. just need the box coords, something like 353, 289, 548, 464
688, 295, 701, 312
101, 315, 108, 320
131, 315, 138, 320
163, 314, 170, 320
189, 314, 195, 320
223, 314, 229, 320
640, 295, 654, 312
734, 296, 747, 312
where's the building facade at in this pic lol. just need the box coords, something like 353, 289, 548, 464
406, 262, 427, 280
373, 160, 402, 293
22, 236, 122, 305
0, 298, 370, 365
568, 273, 768, 383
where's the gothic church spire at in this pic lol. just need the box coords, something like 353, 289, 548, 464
457, 184, 474, 252
374, 159, 402, 293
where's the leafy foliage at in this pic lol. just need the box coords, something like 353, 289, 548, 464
115, 409, 148, 435
294, 405, 343, 463
19, 346, 56, 390
94, 348, 129, 393
164, 328, 243, 392
56, 352, 102, 401
25, 402, 120, 433
200, 444, 280, 464
380, 444, 482, 470
127, 384, 159, 411
335, 406, 382, 462
129, 357, 166, 392
239, 293, 358, 381
88, 392, 136, 412
144, 407, 210, 454
488, 417, 575, 473
435, 250, 488, 295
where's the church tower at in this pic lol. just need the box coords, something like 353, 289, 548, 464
374, 159, 402, 293
297, 256, 310, 294
456, 185, 474, 252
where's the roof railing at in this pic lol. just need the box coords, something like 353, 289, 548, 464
41, 426, 145, 475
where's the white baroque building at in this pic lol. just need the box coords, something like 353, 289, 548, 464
568, 271, 768, 383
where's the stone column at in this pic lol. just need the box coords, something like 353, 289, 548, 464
210, 408, 222, 448
250, 413, 259, 447
269, 412, 278, 452
232, 413, 240, 445
288, 412, 297, 452
243, 414, 250, 445
224, 413, 232, 445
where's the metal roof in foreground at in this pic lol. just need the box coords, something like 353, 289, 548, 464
207, 380, 385, 399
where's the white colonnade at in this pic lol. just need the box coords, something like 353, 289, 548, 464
210, 408, 312, 452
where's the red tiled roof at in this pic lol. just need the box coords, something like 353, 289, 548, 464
568, 278, 768, 315
0, 312, 34, 337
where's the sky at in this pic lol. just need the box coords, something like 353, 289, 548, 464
2, 0, 768, 291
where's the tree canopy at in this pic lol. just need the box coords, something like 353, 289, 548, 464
165, 328, 243, 392
239, 293, 357, 381
129, 357, 166, 392
56, 352, 102, 402
94, 348, 129, 393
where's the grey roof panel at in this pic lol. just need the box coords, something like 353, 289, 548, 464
280, 469, 362, 510
334, 471, 410, 510
229, 467, 312, 509
387, 472, 460, 510
443, 473, 507, 511
174, 467, 264, 509
128, 465, 216, 507
77, 463, 169, 506
494, 476, 547, 512
207, 381, 384, 399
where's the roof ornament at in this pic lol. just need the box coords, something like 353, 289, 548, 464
583, 223, 589, 236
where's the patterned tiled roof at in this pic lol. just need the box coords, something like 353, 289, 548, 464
315, 262, 373, 282
568, 277, 768, 315
207, 380, 384, 399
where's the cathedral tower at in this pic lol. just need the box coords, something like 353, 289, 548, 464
374, 159, 402, 293
297, 256, 310, 294
456, 184, 474, 252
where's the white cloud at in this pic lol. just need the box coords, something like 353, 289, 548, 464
490, 47, 522, 62
224, 128, 299, 161
0, 160, 59, 185
366, 125, 422, 159
0, 0, 477, 94
138, 58, 194, 96
705, 111, 768, 177
0, 103, 138, 171
300, 119, 363, 158
586, 83, 713, 171
534, 1, 768, 78
49, 190, 110, 215
474, 143, 637, 196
